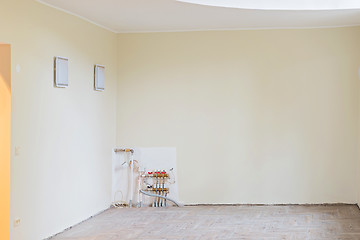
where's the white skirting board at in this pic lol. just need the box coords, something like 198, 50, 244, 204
112, 147, 179, 207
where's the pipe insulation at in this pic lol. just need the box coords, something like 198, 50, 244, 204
139, 190, 182, 207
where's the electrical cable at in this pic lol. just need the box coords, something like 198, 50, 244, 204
112, 191, 128, 208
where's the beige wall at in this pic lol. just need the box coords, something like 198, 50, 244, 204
2, 0, 360, 238
117, 28, 360, 204
0, 44, 11, 240
0, 0, 118, 239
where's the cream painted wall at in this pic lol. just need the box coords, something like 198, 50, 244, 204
0, 44, 11, 240
0, 0, 118, 239
2, 0, 360, 238
117, 28, 360, 204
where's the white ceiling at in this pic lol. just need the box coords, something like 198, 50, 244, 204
37, 0, 360, 33
179, 0, 360, 11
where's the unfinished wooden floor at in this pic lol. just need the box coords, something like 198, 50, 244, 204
51, 205, 360, 240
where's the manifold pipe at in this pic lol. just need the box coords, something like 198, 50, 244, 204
139, 190, 182, 207
114, 148, 134, 153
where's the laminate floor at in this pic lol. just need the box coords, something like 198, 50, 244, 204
51, 205, 360, 240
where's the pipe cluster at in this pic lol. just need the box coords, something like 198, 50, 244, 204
143, 170, 169, 207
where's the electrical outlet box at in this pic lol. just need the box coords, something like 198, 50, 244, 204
15, 146, 20, 156
54, 56, 69, 88
94, 64, 105, 91
14, 219, 21, 227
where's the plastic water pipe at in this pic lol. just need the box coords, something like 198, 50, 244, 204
129, 152, 134, 208
114, 148, 135, 208
138, 169, 142, 207
139, 190, 182, 207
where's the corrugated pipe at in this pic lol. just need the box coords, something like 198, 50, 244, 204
139, 190, 182, 207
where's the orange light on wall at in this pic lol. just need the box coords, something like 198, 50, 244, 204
0, 44, 11, 240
